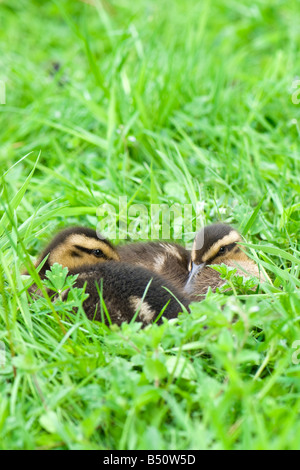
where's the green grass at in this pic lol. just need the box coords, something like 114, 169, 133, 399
0, 0, 300, 450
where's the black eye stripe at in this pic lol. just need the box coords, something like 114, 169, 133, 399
216, 242, 237, 256
225, 242, 237, 252
74, 245, 107, 258
207, 242, 238, 263
74, 245, 93, 255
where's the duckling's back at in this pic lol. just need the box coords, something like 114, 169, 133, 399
70, 261, 190, 326
118, 242, 190, 291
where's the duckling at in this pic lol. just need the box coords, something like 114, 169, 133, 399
28, 227, 190, 326
118, 223, 267, 300
34, 226, 120, 278
185, 223, 268, 300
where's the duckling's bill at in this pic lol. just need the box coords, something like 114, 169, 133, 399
184, 262, 205, 292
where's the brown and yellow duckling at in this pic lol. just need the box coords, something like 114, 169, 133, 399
34, 226, 120, 277
185, 223, 268, 300
28, 227, 190, 326
118, 223, 267, 300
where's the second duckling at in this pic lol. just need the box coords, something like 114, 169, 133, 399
28, 226, 190, 326
118, 223, 267, 300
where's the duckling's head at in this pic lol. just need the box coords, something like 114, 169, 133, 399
186, 223, 254, 291
190, 223, 243, 267
37, 226, 119, 276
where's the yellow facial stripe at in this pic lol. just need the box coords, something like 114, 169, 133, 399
68, 234, 119, 260
200, 231, 242, 263
48, 233, 119, 268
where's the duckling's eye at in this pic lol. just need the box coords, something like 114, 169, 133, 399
218, 247, 226, 255
92, 249, 103, 258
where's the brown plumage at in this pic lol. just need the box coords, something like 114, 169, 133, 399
28, 227, 190, 326
118, 223, 267, 300
68, 262, 190, 326
118, 241, 189, 291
